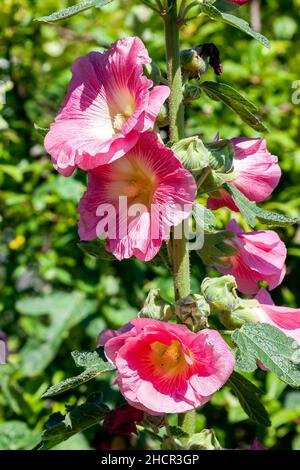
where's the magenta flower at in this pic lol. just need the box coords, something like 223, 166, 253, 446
227, 0, 248, 4
215, 220, 287, 295
103, 318, 235, 415
78, 132, 197, 261
103, 404, 144, 436
44, 37, 170, 176
207, 138, 281, 212
254, 289, 300, 343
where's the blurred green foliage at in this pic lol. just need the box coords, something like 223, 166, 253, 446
0, 0, 300, 450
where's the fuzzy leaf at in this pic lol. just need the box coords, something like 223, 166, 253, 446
36, 394, 109, 450
232, 323, 300, 388
36, 0, 113, 23
201, 81, 268, 132
228, 371, 271, 427
200, 2, 270, 48
42, 349, 115, 398
224, 183, 299, 227
193, 202, 216, 233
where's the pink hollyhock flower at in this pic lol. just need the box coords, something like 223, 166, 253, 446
227, 0, 248, 4
207, 138, 281, 212
44, 37, 170, 176
103, 318, 235, 415
253, 289, 300, 343
215, 220, 287, 295
103, 404, 144, 436
78, 132, 197, 261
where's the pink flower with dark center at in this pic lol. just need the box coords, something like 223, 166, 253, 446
253, 289, 300, 343
103, 318, 235, 415
215, 220, 287, 295
78, 132, 197, 261
44, 37, 170, 176
207, 138, 281, 212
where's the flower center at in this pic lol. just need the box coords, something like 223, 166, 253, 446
112, 97, 135, 132
150, 340, 192, 376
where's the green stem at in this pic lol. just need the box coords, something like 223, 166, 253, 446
164, 0, 190, 301
164, 0, 195, 442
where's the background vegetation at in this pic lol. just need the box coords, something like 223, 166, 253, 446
0, 0, 300, 450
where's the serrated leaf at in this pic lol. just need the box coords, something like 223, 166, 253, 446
232, 323, 300, 388
78, 240, 115, 261
43, 348, 115, 398
224, 183, 299, 227
36, 394, 109, 450
201, 81, 268, 132
36, 0, 113, 22
228, 371, 271, 427
200, 3, 270, 48
193, 202, 216, 233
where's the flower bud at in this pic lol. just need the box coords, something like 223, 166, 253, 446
201, 275, 239, 313
143, 62, 162, 85
175, 294, 210, 331
218, 298, 260, 329
172, 136, 210, 173
180, 48, 209, 79
156, 103, 169, 127
138, 288, 174, 320
183, 85, 201, 105
188, 429, 222, 450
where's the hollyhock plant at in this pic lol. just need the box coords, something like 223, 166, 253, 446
253, 289, 300, 343
44, 36, 170, 176
103, 318, 235, 415
207, 138, 281, 212
78, 131, 197, 261
215, 220, 287, 295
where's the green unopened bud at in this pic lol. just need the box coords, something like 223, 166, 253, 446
180, 49, 209, 79
138, 288, 174, 320
175, 294, 210, 331
201, 275, 239, 314
187, 429, 222, 450
156, 103, 169, 127
143, 62, 162, 85
183, 85, 201, 105
219, 298, 260, 329
172, 136, 210, 173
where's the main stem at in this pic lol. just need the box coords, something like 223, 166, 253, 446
164, 0, 190, 301
164, 0, 195, 440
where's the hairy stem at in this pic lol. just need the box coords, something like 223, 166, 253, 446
164, 0, 195, 440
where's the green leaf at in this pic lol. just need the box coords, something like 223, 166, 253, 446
78, 240, 115, 261
201, 81, 268, 132
0, 421, 40, 450
197, 230, 236, 266
228, 371, 271, 427
232, 323, 300, 388
206, 139, 234, 173
224, 183, 299, 227
36, 394, 109, 450
193, 202, 216, 233
200, 2, 270, 48
36, 0, 113, 23
16, 292, 97, 376
43, 349, 115, 398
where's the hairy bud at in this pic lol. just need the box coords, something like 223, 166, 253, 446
201, 275, 239, 313
175, 294, 210, 331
